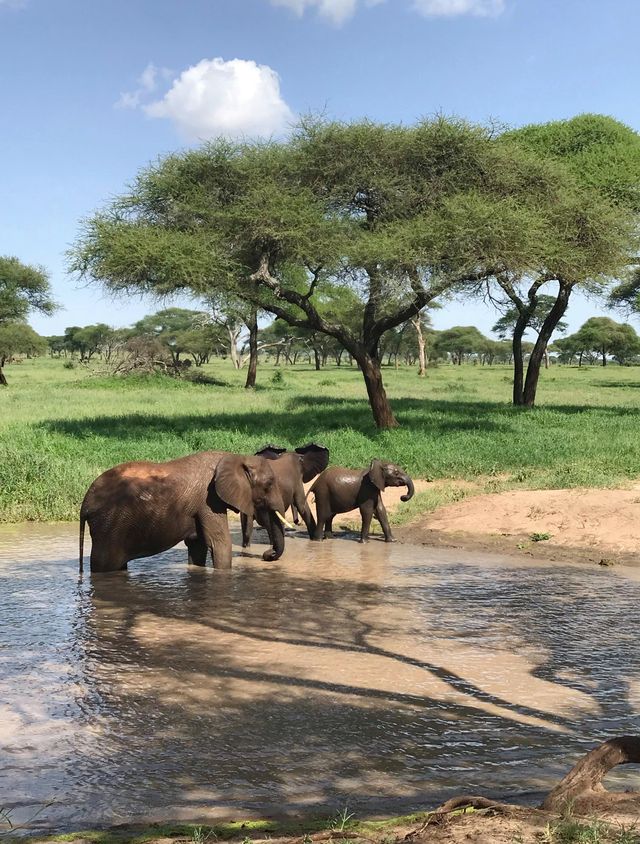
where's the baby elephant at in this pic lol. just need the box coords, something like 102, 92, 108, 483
310, 460, 415, 543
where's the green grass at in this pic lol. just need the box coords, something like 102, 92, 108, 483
14, 810, 434, 844
542, 816, 640, 843
1, 357, 640, 522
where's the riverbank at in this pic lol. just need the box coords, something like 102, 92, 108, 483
396, 483, 640, 567
18, 800, 640, 844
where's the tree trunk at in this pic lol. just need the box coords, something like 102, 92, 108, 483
511, 311, 529, 406
522, 281, 572, 407
0, 358, 7, 387
602, 346, 607, 366
228, 326, 241, 370
358, 352, 399, 429
244, 309, 258, 389
544, 347, 549, 369
542, 736, 640, 813
313, 347, 321, 371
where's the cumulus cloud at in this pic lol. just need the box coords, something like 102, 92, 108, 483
144, 58, 294, 141
268, 0, 505, 23
412, 0, 505, 16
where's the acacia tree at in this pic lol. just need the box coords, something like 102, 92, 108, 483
491, 115, 640, 405
434, 326, 487, 364
0, 323, 47, 385
0, 256, 55, 385
69, 117, 637, 428
132, 308, 208, 364
563, 317, 640, 366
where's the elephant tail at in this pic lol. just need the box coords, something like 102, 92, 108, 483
79, 513, 86, 574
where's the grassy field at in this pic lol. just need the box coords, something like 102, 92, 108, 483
1, 357, 640, 522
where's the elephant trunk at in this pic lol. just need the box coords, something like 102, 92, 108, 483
400, 475, 415, 503
263, 510, 285, 561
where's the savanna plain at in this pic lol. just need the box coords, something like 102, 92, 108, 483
2, 357, 640, 525
3, 358, 640, 844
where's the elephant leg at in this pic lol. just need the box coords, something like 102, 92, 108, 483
312, 496, 329, 541
186, 536, 208, 566
324, 515, 334, 538
89, 546, 129, 573
197, 509, 232, 570
291, 504, 300, 525
240, 512, 253, 548
294, 490, 318, 540
375, 499, 395, 542
359, 501, 375, 543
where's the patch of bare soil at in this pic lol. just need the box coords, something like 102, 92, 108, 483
399, 485, 640, 566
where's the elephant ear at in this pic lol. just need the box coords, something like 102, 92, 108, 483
367, 459, 386, 491
213, 454, 255, 516
255, 444, 287, 461
295, 442, 330, 483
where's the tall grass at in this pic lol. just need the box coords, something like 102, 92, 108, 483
1, 357, 639, 522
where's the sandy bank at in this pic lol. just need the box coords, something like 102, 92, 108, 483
395, 483, 640, 567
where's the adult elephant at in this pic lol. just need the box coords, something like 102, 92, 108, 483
80, 451, 287, 573
310, 459, 414, 543
241, 443, 329, 547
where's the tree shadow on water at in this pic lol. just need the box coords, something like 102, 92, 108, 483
20, 548, 636, 830
4, 531, 640, 832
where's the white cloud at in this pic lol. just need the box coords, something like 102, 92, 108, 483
412, 0, 505, 16
268, 0, 505, 23
270, 0, 358, 25
144, 58, 294, 141
116, 62, 170, 110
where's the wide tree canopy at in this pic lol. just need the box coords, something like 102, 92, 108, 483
493, 115, 640, 405
69, 115, 639, 428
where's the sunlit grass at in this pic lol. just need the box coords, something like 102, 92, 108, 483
1, 357, 639, 522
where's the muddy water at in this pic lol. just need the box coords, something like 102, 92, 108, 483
2, 524, 640, 833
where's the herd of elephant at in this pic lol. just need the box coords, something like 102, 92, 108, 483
79, 443, 415, 573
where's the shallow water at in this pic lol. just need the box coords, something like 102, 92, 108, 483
1, 523, 640, 833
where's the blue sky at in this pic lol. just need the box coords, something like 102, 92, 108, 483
2, 0, 640, 337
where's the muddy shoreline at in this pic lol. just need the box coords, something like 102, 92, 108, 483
396, 524, 640, 568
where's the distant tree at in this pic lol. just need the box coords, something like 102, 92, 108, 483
410, 313, 432, 376
176, 325, 227, 366
132, 308, 207, 365
434, 326, 487, 365
63, 323, 114, 361
0, 323, 47, 385
46, 335, 67, 357
0, 256, 55, 384
566, 316, 640, 366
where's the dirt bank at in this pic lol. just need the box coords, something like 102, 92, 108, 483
27, 803, 640, 844
397, 484, 640, 566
